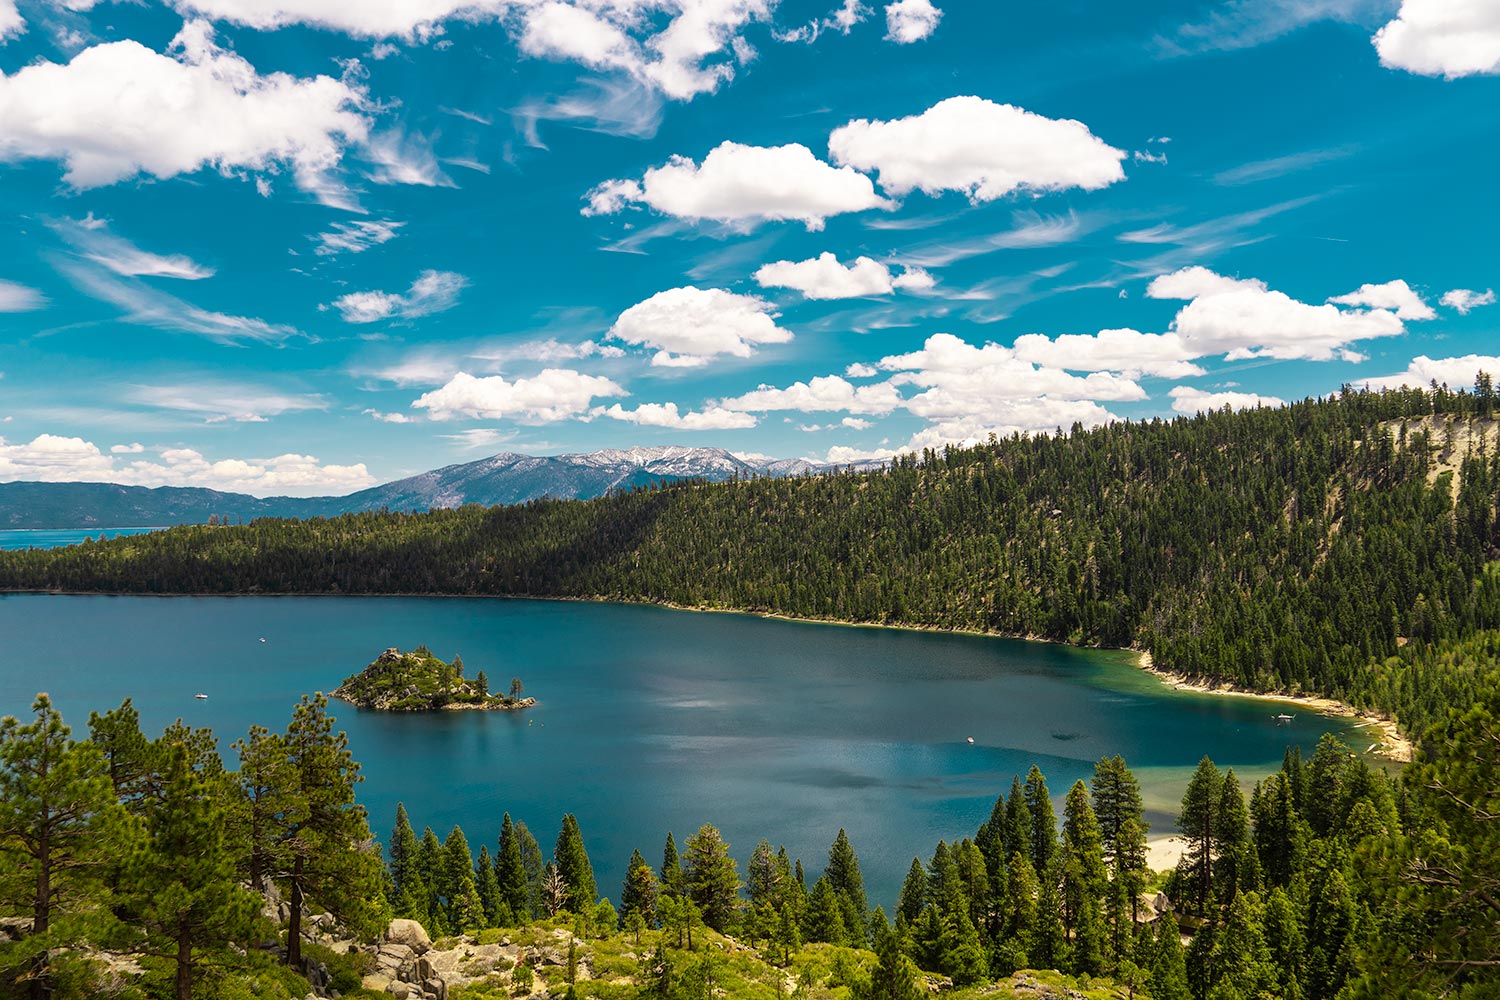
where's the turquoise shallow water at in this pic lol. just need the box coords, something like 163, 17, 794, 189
0, 527, 162, 550
0, 594, 1370, 905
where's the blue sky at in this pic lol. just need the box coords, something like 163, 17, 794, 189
1, 0, 1498, 495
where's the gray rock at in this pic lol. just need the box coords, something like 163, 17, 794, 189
386, 919, 433, 954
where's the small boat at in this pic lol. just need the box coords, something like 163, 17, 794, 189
194, 693, 208, 700
966, 736, 975, 744
1272, 713, 1295, 725
259, 637, 267, 643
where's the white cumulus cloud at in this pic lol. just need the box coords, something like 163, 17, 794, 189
1441, 287, 1496, 314
1146, 266, 1413, 362
608, 286, 793, 367
1168, 386, 1285, 415
884, 0, 941, 43
1374, 0, 1500, 78
0, 0, 23, 41
1361, 354, 1500, 391
1011, 329, 1206, 379
0, 21, 369, 204
1327, 278, 1434, 320
413, 369, 626, 422
0, 435, 373, 496
601, 402, 757, 430
722, 375, 904, 415
753, 252, 932, 299
583, 141, 894, 230
330, 270, 468, 323
828, 96, 1126, 202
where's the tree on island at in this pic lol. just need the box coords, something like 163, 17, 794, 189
510, 677, 525, 701
476, 671, 489, 699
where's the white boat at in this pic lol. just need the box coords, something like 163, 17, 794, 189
1273, 713, 1295, 725
966, 736, 975, 744
194, 693, 208, 700
259, 637, 267, 643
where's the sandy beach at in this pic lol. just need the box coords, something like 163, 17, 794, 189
1137, 652, 1413, 763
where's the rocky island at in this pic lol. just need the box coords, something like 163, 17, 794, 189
332, 645, 535, 712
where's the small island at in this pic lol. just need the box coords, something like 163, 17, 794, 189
332, 645, 536, 712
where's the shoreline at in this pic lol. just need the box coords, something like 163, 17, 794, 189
2, 587, 1412, 760
1136, 651, 1412, 763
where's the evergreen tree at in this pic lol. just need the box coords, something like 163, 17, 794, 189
619, 849, 659, 930
1214, 769, 1259, 908
476, 845, 501, 927
553, 814, 597, 913
516, 820, 545, 919
271, 694, 385, 968
804, 875, 847, 945
1003, 776, 1033, 866
1030, 857, 1068, 973
496, 812, 529, 923
1208, 891, 1276, 1000
684, 823, 740, 932
387, 804, 426, 922
1060, 780, 1107, 974
442, 826, 484, 931
120, 746, 261, 1000
1178, 756, 1225, 916
1024, 766, 1057, 876
228, 724, 293, 894
747, 839, 781, 910
896, 857, 926, 924
1261, 885, 1305, 1000
661, 831, 684, 899
87, 698, 152, 810
1305, 867, 1356, 1000
1148, 916, 1192, 1000
865, 919, 921, 1000
0, 694, 130, 1000
825, 829, 869, 946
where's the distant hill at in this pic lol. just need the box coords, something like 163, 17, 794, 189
0, 446, 876, 529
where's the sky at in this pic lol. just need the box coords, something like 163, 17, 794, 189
0, 0, 1498, 496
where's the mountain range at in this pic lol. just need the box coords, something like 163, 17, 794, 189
0, 446, 878, 529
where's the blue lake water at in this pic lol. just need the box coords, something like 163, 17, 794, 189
0, 527, 162, 550
0, 594, 1372, 905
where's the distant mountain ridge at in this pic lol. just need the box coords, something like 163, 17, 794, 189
0, 445, 876, 529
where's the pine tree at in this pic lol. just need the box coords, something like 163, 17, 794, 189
685, 823, 740, 932
1148, 916, 1191, 1000
1214, 769, 1259, 908
387, 804, 427, 922
1060, 780, 1107, 974
1261, 885, 1305, 1000
553, 814, 597, 913
517, 820, 545, 919
747, 839, 781, 910
1030, 857, 1068, 973
897, 857, 927, 924
229, 724, 293, 894
1003, 776, 1033, 865
497, 813, 529, 923
0, 694, 131, 1000
804, 875, 847, 945
619, 849, 659, 930
120, 746, 261, 1000
1305, 867, 1356, 1000
476, 845, 501, 927
1178, 756, 1225, 916
661, 832, 685, 899
273, 694, 386, 968
87, 698, 153, 810
1209, 891, 1276, 1000
825, 829, 868, 946
1024, 766, 1057, 876
443, 826, 484, 931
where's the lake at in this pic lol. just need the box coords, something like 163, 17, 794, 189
0, 527, 162, 550
0, 593, 1372, 905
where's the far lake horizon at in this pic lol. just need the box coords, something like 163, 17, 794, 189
0, 593, 1374, 905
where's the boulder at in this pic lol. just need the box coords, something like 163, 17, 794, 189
375, 942, 419, 981
386, 918, 432, 954
362, 973, 394, 993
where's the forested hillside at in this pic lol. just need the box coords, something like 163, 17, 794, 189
4, 386, 1498, 733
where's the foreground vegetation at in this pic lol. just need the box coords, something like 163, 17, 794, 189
1, 684, 1497, 999
3, 387, 1497, 737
